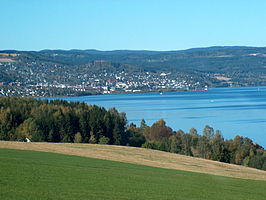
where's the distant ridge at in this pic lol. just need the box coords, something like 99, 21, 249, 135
2, 45, 266, 53
1, 45, 266, 96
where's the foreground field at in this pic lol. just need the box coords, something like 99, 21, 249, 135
0, 141, 266, 180
0, 148, 266, 200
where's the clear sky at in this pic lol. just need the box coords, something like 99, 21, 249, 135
1, 0, 266, 51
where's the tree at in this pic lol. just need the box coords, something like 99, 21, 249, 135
89, 131, 96, 144
112, 124, 122, 145
99, 136, 110, 144
189, 128, 198, 136
197, 136, 211, 159
146, 119, 172, 141
74, 132, 82, 143
15, 118, 43, 142
0, 108, 13, 140
169, 135, 181, 153
248, 153, 265, 169
126, 124, 146, 147
181, 134, 193, 156
140, 119, 147, 132
142, 141, 167, 151
16, 119, 31, 141
203, 125, 214, 140
210, 131, 224, 161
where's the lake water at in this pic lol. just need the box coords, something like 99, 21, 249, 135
48, 86, 266, 148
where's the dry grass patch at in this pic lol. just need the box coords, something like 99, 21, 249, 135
0, 58, 15, 62
215, 76, 231, 81
1, 141, 266, 181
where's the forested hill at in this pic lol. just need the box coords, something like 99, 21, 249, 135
3, 46, 266, 70
1, 46, 266, 96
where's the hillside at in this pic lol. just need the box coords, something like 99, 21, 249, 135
1, 46, 266, 96
1, 141, 266, 181
2, 148, 266, 200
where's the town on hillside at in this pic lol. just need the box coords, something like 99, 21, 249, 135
1, 47, 266, 97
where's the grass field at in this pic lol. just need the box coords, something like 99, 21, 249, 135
0, 148, 266, 200
1, 141, 266, 181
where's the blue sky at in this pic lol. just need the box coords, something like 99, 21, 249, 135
1, 0, 266, 51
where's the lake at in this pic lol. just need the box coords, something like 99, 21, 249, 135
48, 86, 266, 148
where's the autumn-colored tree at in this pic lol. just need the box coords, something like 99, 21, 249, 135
145, 119, 172, 141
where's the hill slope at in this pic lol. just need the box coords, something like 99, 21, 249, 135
1, 148, 266, 200
1, 46, 266, 96
1, 141, 266, 181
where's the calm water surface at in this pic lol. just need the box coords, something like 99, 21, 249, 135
49, 86, 266, 147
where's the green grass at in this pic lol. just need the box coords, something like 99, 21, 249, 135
0, 148, 265, 200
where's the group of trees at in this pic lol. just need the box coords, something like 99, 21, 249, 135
0, 97, 265, 171
130, 120, 266, 171
0, 97, 127, 145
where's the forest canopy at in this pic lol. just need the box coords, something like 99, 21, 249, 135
0, 97, 265, 171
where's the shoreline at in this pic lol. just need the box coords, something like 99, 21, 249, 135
41, 85, 266, 98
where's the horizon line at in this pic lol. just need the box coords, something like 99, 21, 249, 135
1, 45, 266, 52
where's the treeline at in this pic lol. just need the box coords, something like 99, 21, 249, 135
128, 120, 266, 171
0, 97, 127, 145
0, 97, 265, 171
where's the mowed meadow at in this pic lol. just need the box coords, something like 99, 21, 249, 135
1, 141, 266, 180
1, 142, 266, 200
